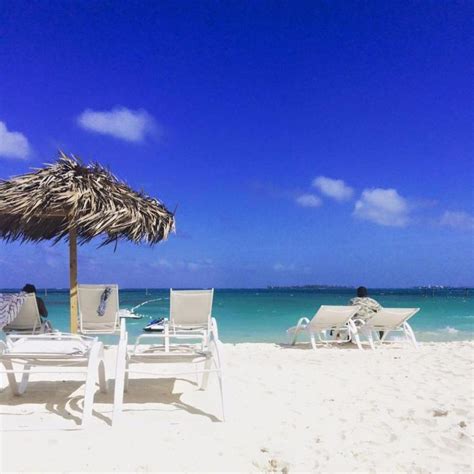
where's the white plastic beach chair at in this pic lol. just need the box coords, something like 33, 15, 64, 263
358, 308, 420, 349
78, 284, 121, 335
0, 333, 108, 427
287, 305, 363, 350
168, 289, 218, 342
113, 317, 225, 425
3, 293, 48, 335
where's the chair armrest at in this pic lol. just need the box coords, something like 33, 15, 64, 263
208, 331, 224, 366
116, 330, 129, 361
296, 317, 310, 327
119, 317, 128, 340
211, 317, 219, 340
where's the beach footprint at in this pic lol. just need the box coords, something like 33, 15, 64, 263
253, 455, 290, 473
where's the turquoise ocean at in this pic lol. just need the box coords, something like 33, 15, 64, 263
4, 288, 473, 343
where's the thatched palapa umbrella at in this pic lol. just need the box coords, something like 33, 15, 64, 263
0, 152, 175, 332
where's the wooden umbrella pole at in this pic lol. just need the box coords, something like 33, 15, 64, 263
69, 226, 78, 333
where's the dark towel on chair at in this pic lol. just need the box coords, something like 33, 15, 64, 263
97, 287, 112, 317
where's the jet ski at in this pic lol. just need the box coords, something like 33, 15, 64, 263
143, 317, 165, 332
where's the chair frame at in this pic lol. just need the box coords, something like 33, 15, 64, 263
113, 317, 225, 425
0, 333, 108, 427
288, 305, 363, 350
78, 284, 121, 336
167, 289, 218, 345
358, 308, 420, 350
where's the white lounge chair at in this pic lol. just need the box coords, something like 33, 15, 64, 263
287, 305, 363, 350
168, 289, 218, 343
78, 284, 121, 335
359, 308, 420, 349
0, 333, 108, 427
3, 293, 49, 334
113, 318, 225, 425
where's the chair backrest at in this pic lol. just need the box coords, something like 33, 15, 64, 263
170, 289, 214, 328
3, 293, 42, 333
309, 305, 360, 329
78, 284, 120, 334
364, 308, 419, 329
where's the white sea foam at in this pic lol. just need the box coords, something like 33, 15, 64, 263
416, 326, 473, 342
443, 326, 459, 334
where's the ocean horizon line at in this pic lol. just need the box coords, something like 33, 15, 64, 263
1, 286, 473, 291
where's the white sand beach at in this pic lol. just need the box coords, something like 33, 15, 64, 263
1, 341, 473, 472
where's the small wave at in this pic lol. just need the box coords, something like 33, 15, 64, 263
443, 326, 459, 334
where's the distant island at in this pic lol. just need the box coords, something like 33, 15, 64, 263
266, 285, 472, 293
267, 285, 354, 290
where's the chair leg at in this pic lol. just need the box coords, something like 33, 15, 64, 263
367, 330, 376, 350
124, 360, 129, 393
205, 338, 225, 420
216, 362, 225, 421
2, 360, 20, 395
290, 321, 309, 345
82, 370, 97, 428
164, 324, 170, 353
201, 357, 212, 390
18, 363, 31, 395
82, 347, 101, 427
290, 330, 299, 345
112, 368, 126, 425
403, 322, 419, 349
98, 360, 108, 394
347, 321, 363, 350
352, 332, 363, 350
194, 363, 200, 385
113, 341, 128, 425
211, 319, 219, 341
351, 329, 363, 350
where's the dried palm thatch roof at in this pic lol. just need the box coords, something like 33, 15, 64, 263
0, 152, 175, 246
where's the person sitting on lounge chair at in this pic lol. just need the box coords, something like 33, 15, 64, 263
22, 283, 49, 322
349, 286, 382, 323
350, 286, 383, 337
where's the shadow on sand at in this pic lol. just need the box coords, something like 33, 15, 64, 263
277, 341, 364, 350
0, 375, 220, 429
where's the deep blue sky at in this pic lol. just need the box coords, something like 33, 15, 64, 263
0, 1, 472, 288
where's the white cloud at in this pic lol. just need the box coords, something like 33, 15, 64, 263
312, 176, 353, 201
187, 259, 214, 271
440, 211, 474, 231
150, 258, 173, 269
36, 243, 64, 268
272, 262, 311, 273
77, 107, 158, 142
187, 262, 201, 271
295, 193, 322, 208
0, 121, 31, 159
150, 258, 213, 272
353, 188, 410, 227
273, 263, 296, 272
